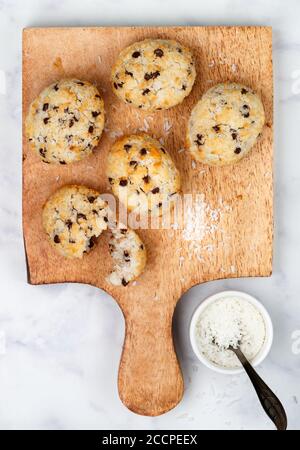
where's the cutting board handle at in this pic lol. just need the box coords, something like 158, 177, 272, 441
118, 304, 184, 416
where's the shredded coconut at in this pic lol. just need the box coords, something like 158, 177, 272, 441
195, 296, 266, 368
163, 118, 172, 133
180, 194, 231, 262
109, 130, 123, 139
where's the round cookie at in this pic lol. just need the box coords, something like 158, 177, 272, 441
111, 39, 196, 111
106, 134, 181, 216
107, 225, 147, 286
26, 79, 105, 164
187, 83, 265, 166
42, 185, 109, 258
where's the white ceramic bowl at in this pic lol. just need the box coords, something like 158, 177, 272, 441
189, 290, 273, 375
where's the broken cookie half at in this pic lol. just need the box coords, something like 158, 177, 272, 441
107, 224, 147, 287
42, 184, 146, 286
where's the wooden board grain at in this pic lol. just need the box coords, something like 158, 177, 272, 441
22, 26, 273, 416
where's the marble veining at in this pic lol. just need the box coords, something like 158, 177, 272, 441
0, 0, 300, 430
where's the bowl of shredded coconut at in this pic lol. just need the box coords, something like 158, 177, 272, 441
189, 291, 273, 374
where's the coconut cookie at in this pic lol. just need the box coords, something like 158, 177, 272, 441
42, 185, 109, 258
111, 39, 196, 111
106, 134, 181, 216
107, 226, 147, 286
187, 83, 265, 166
26, 79, 105, 164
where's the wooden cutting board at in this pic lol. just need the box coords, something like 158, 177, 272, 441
22, 26, 273, 416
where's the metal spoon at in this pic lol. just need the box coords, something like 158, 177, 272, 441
229, 345, 287, 430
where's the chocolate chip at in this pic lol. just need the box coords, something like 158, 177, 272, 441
95, 94, 101, 99
64, 107, 69, 113
117, 82, 124, 88
194, 134, 205, 146
177, 48, 182, 53
119, 179, 128, 186
152, 187, 160, 194
39, 148, 46, 158
124, 250, 129, 257
144, 71, 160, 81
125, 70, 133, 77
158, 202, 162, 208
113, 82, 118, 89
143, 175, 150, 183
120, 228, 127, 234
54, 235, 60, 243
212, 125, 220, 132
69, 119, 74, 128
231, 132, 237, 140
182, 85, 187, 90
132, 51, 141, 58
54, 84, 59, 91
140, 244, 144, 250
241, 104, 250, 118
142, 88, 150, 95
108, 177, 113, 184
130, 160, 138, 167
241, 88, 248, 94
104, 216, 108, 222
66, 220, 72, 229
88, 236, 97, 248
122, 278, 129, 286
88, 126, 94, 133
77, 213, 87, 220
88, 196, 96, 203
43, 118, 49, 125
154, 48, 164, 57
43, 103, 49, 111
59, 160, 66, 165
92, 111, 100, 117
160, 147, 166, 154
140, 148, 147, 156
234, 147, 242, 154
76, 81, 84, 86
124, 144, 132, 151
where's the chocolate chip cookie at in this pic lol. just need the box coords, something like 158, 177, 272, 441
111, 39, 196, 111
107, 225, 147, 286
42, 185, 109, 258
26, 79, 105, 164
106, 134, 181, 216
187, 83, 265, 166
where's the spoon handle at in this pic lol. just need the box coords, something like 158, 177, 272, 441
234, 347, 287, 430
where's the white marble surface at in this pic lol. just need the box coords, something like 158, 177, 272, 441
0, 0, 300, 430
